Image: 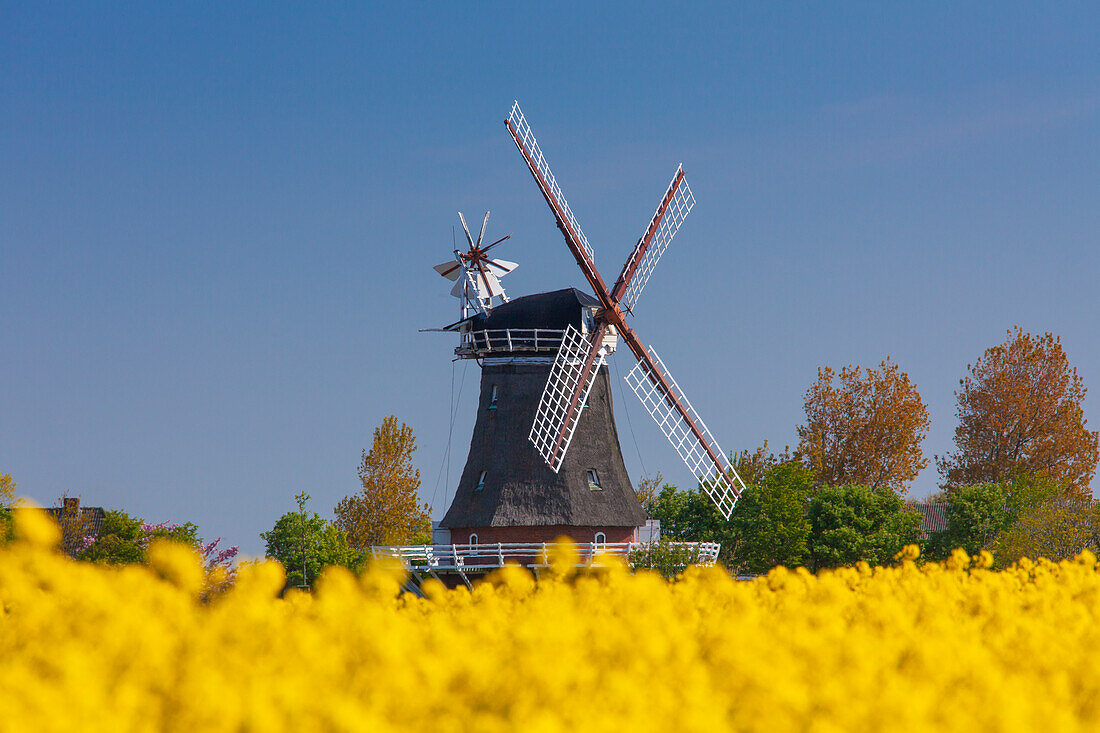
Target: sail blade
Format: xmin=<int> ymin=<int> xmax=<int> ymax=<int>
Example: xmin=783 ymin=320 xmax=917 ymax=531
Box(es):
xmin=484 ymin=258 xmax=518 ymax=277
xmin=615 ymin=165 xmax=694 ymax=313
xmin=475 ymin=265 xmax=505 ymax=297
xmin=450 ymin=275 xmax=470 ymax=298
xmin=624 ymin=346 xmax=744 ymax=519
xmin=458 ymin=212 xmax=475 ymax=248
xmin=434 ymin=260 xmax=463 ymax=281
xmin=529 ymin=324 xmax=607 ymax=472
xmin=505 ymin=101 xmax=595 ymax=265
xmin=477 ymin=211 xmax=490 ymax=247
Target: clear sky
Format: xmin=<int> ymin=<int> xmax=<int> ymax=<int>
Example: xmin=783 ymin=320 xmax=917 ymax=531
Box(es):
xmin=3 ymin=3 xmax=1098 ymax=556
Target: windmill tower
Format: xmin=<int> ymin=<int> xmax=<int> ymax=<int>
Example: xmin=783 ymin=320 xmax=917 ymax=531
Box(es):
xmin=433 ymin=210 xmax=646 ymax=547
xmin=429 ymin=102 xmax=747 ymax=554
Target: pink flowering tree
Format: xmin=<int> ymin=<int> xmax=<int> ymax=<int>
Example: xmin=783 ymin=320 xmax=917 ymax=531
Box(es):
xmin=79 ymin=510 xmax=238 ymax=569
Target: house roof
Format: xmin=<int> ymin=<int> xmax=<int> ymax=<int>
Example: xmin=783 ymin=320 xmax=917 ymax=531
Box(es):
xmin=44 ymin=505 xmax=107 ymax=537
xmin=909 ymin=502 xmax=947 ymax=539
xmin=43 ymin=499 xmax=107 ymax=555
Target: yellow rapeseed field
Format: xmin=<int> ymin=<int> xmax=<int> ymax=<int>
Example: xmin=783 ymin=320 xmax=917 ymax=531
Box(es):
xmin=4 ymin=508 xmax=1100 ymax=732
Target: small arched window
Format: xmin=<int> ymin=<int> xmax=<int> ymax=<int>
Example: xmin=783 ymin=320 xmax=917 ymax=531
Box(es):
xmin=586 ymin=469 xmax=601 ymax=490
xmin=489 ymin=385 xmax=499 ymax=410
xmin=469 ymin=533 xmax=478 ymax=548
xmin=594 ymin=532 xmax=606 ymax=547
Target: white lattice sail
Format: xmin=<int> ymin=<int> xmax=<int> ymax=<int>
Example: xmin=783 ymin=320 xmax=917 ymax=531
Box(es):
xmin=507 ymin=101 xmax=594 ymax=263
xmin=529 ymin=324 xmax=606 ymax=472
xmin=625 ymin=348 xmax=745 ymax=519
xmin=623 ymin=167 xmax=694 ymax=313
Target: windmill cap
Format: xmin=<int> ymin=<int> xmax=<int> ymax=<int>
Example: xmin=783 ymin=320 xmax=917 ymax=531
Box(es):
xmin=468 ymin=288 xmax=599 ymax=332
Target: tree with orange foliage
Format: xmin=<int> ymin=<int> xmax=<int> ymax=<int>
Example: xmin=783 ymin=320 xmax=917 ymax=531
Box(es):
xmin=937 ymin=327 xmax=1099 ymax=494
xmin=0 ymin=472 xmax=15 ymax=506
xmin=334 ymin=415 xmax=432 ymax=548
xmin=797 ymin=358 xmax=929 ymax=495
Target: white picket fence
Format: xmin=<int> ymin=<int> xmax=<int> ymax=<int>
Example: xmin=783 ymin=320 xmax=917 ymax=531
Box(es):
xmin=371 ymin=541 xmax=721 ymax=574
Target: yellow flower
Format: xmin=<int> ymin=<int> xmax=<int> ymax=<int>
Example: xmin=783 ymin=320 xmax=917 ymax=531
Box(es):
xmin=13 ymin=504 xmax=59 ymax=549
xmin=3 ymin=535 xmax=1100 ymax=730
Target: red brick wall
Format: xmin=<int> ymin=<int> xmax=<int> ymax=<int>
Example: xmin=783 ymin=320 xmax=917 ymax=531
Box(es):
xmin=449 ymin=525 xmax=637 ymax=545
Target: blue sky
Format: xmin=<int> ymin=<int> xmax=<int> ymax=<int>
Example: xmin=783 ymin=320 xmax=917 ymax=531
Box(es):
xmin=2 ymin=3 xmax=1098 ymax=555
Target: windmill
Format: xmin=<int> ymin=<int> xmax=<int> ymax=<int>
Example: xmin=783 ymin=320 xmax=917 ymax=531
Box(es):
xmin=505 ymin=101 xmax=747 ymax=520
xmin=434 ymin=211 xmax=517 ymax=318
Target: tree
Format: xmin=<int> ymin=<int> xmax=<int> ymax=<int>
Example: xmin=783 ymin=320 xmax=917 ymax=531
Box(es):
xmin=937 ymin=327 xmax=1099 ymax=494
xmin=808 ymin=484 xmax=922 ymax=571
xmin=924 ymin=475 xmax=1064 ymax=561
xmin=727 ymin=462 xmax=815 ymax=574
xmin=733 ymin=441 xmax=794 ymax=486
xmin=797 ymin=358 xmax=929 ymax=495
xmin=627 ymin=538 xmax=714 ymax=579
xmin=647 ymin=447 xmax=813 ymax=572
xmin=934 ymin=483 xmax=1011 ymax=558
xmin=992 ymin=494 xmax=1099 ymax=566
xmin=334 ymin=415 xmax=431 ymax=548
xmin=262 ymin=493 xmax=362 ymax=590
xmin=0 ymin=472 xmax=15 ymax=506
xmin=79 ymin=510 xmax=204 ymax=565
xmin=80 ymin=510 xmax=147 ymax=564
xmin=634 ymin=473 xmax=665 ymax=515
xmin=0 ymin=473 xmax=14 ymax=544
xmin=646 ymin=483 xmax=741 ymax=564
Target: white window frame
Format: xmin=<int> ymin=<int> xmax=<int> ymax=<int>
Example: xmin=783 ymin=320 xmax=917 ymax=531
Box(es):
xmin=469 ymin=533 xmax=478 ymax=548
xmin=594 ymin=531 xmax=606 ymax=547
xmin=586 ymin=468 xmax=601 ymax=490
xmin=476 ymin=470 xmax=487 ymax=491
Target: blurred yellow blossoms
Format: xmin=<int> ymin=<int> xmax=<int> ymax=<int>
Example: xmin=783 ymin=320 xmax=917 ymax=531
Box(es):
xmin=4 ymin=507 xmax=1100 ymax=732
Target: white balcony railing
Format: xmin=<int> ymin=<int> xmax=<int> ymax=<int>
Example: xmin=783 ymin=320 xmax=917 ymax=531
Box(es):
xmin=457 ymin=329 xmax=566 ymax=357
xmin=371 ymin=541 xmax=721 ymax=573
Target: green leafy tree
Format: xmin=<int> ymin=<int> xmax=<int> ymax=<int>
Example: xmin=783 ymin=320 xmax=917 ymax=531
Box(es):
xmin=648 ymin=449 xmax=814 ymax=572
xmin=647 ymin=484 xmax=734 ymax=557
xmin=1001 ymin=474 xmax=1064 ymax=518
xmin=808 ymin=484 xmax=922 ymax=570
xmin=263 ymin=492 xmax=362 ymax=591
xmin=992 ymin=495 xmax=1099 ymax=566
xmin=80 ymin=510 xmax=146 ymax=564
xmin=0 ymin=472 xmax=13 ymax=544
xmin=924 ymin=475 xmax=1066 ymax=560
xmin=79 ymin=510 xmax=202 ymax=564
xmin=727 ymin=462 xmax=815 ymax=574
xmin=938 ymin=483 xmax=1011 ymax=558
xmin=733 ymin=441 xmax=793 ymax=486
xmin=627 ymin=538 xmax=712 ymax=579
